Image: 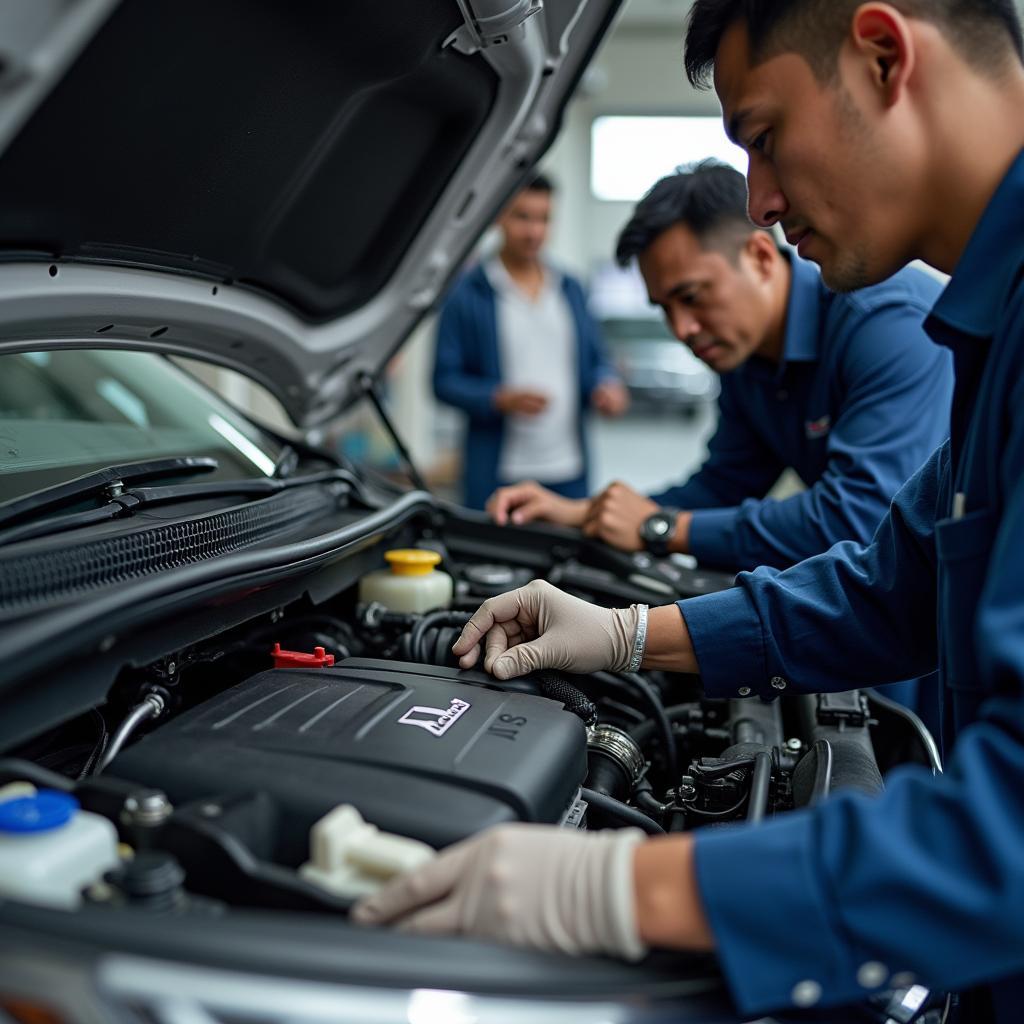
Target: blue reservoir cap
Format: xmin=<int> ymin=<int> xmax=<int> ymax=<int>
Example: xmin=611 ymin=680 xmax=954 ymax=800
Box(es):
xmin=0 ymin=790 xmax=79 ymax=833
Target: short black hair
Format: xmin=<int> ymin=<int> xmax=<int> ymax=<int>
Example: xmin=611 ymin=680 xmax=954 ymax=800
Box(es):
xmin=615 ymin=160 xmax=762 ymax=267
xmin=684 ymin=0 xmax=1024 ymax=90
xmin=523 ymin=170 xmax=554 ymax=193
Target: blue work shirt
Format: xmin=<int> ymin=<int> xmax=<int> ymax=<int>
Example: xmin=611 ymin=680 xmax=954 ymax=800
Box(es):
xmin=678 ymin=151 xmax=1024 ymax=1021
xmin=650 ymin=256 xmax=952 ymax=570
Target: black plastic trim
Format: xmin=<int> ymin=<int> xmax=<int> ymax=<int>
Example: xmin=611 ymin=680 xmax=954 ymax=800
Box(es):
xmin=0 ymin=487 xmax=339 ymax=615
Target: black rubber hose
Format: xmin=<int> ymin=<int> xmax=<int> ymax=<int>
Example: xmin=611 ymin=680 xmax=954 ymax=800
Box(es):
xmin=601 ymin=698 xmax=647 ymax=726
xmin=746 ymin=751 xmax=773 ymax=823
xmin=409 ymin=610 xmax=471 ymax=663
xmin=0 ymin=758 xmax=75 ymax=791
xmin=811 ymin=740 xmax=834 ymax=803
xmin=592 ymin=672 xmax=678 ymax=782
xmin=634 ymin=789 xmax=669 ymax=818
xmin=627 ymin=703 xmax=698 ymax=744
xmin=581 ymin=787 xmax=666 ymax=835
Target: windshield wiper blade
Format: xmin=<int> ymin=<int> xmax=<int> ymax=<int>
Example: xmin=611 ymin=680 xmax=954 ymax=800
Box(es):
xmin=0 ymin=468 xmax=355 ymax=547
xmin=123 ymin=468 xmax=351 ymax=506
xmin=0 ymin=456 xmax=219 ymax=532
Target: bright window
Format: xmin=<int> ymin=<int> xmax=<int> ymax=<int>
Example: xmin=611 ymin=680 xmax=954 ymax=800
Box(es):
xmin=591 ymin=115 xmax=747 ymax=201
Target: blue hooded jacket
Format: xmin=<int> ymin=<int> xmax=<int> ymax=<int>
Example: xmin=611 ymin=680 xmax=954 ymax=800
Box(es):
xmin=432 ymin=264 xmax=616 ymax=509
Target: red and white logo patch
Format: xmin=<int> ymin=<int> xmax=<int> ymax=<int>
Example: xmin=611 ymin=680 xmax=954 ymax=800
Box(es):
xmin=804 ymin=415 xmax=831 ymax=439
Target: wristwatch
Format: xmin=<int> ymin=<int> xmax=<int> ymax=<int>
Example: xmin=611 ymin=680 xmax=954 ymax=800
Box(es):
xmin=639 ymin=508 xmax=679 ymax=557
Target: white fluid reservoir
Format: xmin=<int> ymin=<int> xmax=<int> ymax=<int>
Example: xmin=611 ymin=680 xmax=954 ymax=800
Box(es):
xmin=0 ymin=787 xmax=120 ymax=909
xmin=358 ymin=548 xmax=453 ymax=614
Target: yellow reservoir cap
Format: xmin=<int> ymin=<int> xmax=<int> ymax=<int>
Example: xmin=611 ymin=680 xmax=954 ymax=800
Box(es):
xmin=385 ymin=549 xmax=442 ymax=577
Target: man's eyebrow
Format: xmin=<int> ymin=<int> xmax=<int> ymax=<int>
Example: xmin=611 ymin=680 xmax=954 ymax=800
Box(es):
xmin=669 ymin=279 xmax=704 ymax=295
xmin=726 ymin=107 xmax=754 ymax=146
xmin=648 ymin=280 xmax=704 ymax=305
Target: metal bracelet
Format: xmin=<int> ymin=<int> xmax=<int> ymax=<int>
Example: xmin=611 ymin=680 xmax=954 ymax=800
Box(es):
xmin=627 ymin=604 xmax=649 ymax=672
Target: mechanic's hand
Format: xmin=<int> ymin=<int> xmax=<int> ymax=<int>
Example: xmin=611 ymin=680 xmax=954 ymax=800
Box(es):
xmin=487 ymin=480 xmax=590 ymax=527
xmin=494 ymin=388 xmax=549 ymax=416
xmin=451 ymin=578 xmax=641 ymax=679
xmin=352 ymin=823 xmax=647 ymax=960
xmin=582 ymin=482 xmax=659 ymax=552
xmin=591 ymin=379 xmax=630 ymax=417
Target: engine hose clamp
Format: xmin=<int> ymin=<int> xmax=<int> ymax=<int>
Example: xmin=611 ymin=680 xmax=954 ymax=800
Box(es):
xmin=586 ymin=724 xmax=645 ymax=787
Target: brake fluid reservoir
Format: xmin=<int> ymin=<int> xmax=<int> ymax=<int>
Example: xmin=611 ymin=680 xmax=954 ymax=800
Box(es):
xmin=0 ymin=788 xmax=120 ymax=909
xmin=358 ymin=548 xmax=453 ymax=613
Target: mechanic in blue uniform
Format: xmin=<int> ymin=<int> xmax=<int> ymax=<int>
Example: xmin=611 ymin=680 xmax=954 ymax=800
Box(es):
xmin=489 ymin=163 xmax=952 ymax=574
xmin=354 ymin=1 xmax=1024 ymax=1021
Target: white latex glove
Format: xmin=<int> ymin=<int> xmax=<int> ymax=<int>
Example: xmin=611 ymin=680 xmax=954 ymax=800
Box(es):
xmin=451 ymin=579 xmax=642 ymax=680
xmin=351 ymin=823 xmax=647 ymax=960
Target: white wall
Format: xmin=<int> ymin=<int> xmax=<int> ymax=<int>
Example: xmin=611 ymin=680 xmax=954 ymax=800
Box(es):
xmin=543 ymin=22 xmax=723 ymax=278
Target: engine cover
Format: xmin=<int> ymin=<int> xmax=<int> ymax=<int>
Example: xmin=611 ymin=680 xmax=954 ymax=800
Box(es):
xmin=109 ymin=658 xmax=588 ymax=859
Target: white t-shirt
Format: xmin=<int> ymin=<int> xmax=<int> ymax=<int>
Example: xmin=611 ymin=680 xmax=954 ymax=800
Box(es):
xmin=486 ymin=258 xmax=583 ymax=483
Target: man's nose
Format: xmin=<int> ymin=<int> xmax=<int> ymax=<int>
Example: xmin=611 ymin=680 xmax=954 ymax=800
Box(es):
xmin=668 ymin=307 xmax=701 ymax=341
xmin=747 ymin=160 xmax=788 ymax=228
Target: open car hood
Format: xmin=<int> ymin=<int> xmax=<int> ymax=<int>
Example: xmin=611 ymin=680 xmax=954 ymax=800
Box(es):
xmin=0 ymin=0 xmax=622 ymax=427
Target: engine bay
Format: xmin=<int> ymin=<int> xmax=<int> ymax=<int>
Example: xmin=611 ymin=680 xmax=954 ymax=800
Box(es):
xmin=0 ymin=510 xmax=935 ymax=925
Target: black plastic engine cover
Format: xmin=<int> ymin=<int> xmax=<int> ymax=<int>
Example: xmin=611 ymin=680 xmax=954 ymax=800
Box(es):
xmin=109 ymin=658 xmax=588 ymax=859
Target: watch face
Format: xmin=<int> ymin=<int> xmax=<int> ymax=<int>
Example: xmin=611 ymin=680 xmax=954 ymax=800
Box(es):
xmin=641 ymin=509 xmax=678 ymax=554
xmin=642 ymin=513 xmax=672 ymax=541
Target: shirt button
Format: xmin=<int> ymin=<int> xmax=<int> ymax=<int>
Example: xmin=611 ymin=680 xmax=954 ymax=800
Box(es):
xmin=771 ymin=676 xmax=787 ymax=690
xmin=791 ymin=980 xmax=822 ymax=1007
xmin=857 ymin=961 xmax=888 ymax=989
xmin=738 ymin=686 xmax=752 ymax=697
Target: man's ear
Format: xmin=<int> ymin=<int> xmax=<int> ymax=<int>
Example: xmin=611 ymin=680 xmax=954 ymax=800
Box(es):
xmin=849 ymin=3 xmax=915 ymax=105
xmin=742 ymin=230 xmax=778 ymax=283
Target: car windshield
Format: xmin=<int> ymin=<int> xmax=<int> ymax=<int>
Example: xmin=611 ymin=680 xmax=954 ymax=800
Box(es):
xmin=0 ymin=350 xmax=284 ymax=505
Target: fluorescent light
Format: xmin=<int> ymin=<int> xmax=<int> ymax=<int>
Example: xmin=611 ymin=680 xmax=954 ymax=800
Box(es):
xmin=591 ymin=115 xmax=747 ymax=201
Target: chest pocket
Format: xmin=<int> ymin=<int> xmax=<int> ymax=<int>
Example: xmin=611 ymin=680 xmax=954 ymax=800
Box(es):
xmin=935 ymin=507 xmax=998 ymax=693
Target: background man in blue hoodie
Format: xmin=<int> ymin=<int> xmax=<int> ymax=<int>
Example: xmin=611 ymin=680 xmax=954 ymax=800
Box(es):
xmin=433 ymin=172 xmax=628 ymax=510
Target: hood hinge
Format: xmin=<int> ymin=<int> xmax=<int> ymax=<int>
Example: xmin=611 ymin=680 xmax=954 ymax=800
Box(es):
xmin=445 ymin=0 xmax=544 ymax=55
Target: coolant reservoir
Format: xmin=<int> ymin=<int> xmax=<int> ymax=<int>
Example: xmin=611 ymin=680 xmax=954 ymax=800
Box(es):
xmin=359 ymin=548 xmax=453 ymax=614
xmin=0 ymin=787 xmax=120 ymax=909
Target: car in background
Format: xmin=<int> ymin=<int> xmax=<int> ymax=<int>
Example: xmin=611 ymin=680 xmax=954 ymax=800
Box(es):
xmin=603 ymin=315 xmax=719 ymax=415
xmin=589 ymin=262 xmax=719 ymax=415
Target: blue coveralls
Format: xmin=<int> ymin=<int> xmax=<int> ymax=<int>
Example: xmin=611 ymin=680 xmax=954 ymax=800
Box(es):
xmin=650 ymin=256 xmax=951 ymax=572
xmin=677 ymin=151 xmax=1024 ymax=1021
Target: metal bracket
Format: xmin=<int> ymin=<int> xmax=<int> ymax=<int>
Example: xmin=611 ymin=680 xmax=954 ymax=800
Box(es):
xmin=445 ymin=0 xmax=544 ymax=56
xmin=816 ymin=691 xmax=869 ymax=728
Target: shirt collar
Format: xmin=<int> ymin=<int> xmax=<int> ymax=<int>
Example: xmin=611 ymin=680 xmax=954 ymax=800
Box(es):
xmin=484 ymin=256 xmax=515 ymax=294
xmin=927 ymin=147 xmax=1024 ymax=345
xmin=779 ymin=253 xmax=824 ymax=364
xmin=484 ymin=256 xmax=558 ymax=298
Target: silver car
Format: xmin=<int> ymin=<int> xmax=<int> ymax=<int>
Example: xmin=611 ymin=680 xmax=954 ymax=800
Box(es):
xmin=0 ymin=3 xmax=942 ymax=1023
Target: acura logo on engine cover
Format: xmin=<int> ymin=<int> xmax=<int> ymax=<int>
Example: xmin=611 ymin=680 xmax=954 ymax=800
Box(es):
xmin=397 ymin=698 xmax=471 ymax=737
